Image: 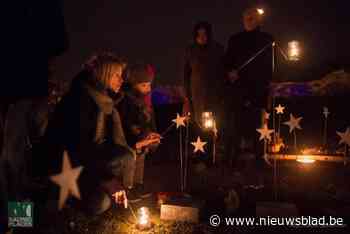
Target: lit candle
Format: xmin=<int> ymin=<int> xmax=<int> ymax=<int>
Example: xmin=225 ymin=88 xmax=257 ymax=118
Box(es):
xmin=137 ymin=207 xmax=152 ymax=230
xmin=257 ymin=8 xmax=264 ymax=15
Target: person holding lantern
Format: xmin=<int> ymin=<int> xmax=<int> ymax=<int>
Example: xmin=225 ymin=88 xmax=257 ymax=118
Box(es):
xmin=223 ymin=7 xmax=274 ymax=168
xmin=117 ymin=63 xmax=161 ymax=203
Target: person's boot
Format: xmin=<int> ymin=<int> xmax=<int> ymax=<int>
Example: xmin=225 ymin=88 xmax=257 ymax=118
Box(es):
xmin=85 ymin=191 xmax=112 ymax=215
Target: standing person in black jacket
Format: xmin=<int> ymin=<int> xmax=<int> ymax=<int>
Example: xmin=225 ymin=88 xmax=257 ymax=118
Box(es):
xmin=223 ymin=8 xmax=274 ymax=168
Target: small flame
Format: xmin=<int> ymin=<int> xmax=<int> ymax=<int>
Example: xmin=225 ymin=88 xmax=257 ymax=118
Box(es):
xmin=257 ymin=8 xmax=264 ymax=15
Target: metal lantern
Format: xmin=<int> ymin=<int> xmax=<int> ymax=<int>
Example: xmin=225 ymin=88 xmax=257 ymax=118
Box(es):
xmin=288 ymin=40 xmax=301 ymax=61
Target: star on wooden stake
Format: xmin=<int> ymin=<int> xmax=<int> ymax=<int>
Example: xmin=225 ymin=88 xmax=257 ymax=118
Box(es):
xmin=275 ymin=104 xmax=285 ymax=114
xmin=191 ymin=136 xmax=207 ymax=153
xmin=256 ymin=124 xmax=274 ymax=142
xmin=172 ymin=113 xmax=187 ymax=129
xmin=283 ymin=114 xmax=303 ymax=133
xmin=337 ymin=127 xmax=350 ymax=147
xmin=50 ymin=151 xmax=83 ymax=210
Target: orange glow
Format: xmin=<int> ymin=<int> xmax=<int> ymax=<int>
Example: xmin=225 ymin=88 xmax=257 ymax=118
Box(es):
xmin=257 ymin=8 xmax=264 ymax=15
xmin=204 ymin=119 xmax=214 ymax=128
xmin=137 ymin=207 xmax=152 ymax=230
xmin=296 ymin=155 xmax=316 ymax=164
xmin=288 ymin=41 xmax=300 ymax=61
xmin=202 ymin=111 xmax=215 ymax=130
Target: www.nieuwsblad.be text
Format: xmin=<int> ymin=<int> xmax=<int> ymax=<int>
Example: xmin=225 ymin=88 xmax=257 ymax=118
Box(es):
xmin=209 ymin=215 xmax=345 ymax=228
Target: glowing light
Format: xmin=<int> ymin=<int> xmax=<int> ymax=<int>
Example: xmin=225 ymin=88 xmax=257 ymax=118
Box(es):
xmin=297 ymin=153 xmax=316 ymax=164
xmin=203 ymin=112 xmax=210 ymax=118
xmin=257 ymin=8 xmax=264 ymax=15
xmin=137 ymin=207 xmax=152 ymax=230
xmin=204 ymin=119 xmax=214 ymax=129
xmin=288 ymin=40 xmax=300 ymax=61
xmin=296 ymin=155 xmax=316 ymax=164
xmin=271 ymin=137 xmax=285 ymax=153
xmin=201 ymin=111 xmax=215 ymax=130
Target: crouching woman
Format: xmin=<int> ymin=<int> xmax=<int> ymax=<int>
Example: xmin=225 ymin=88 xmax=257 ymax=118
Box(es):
xmin=45 ymin=53 xmax=135 ymax=215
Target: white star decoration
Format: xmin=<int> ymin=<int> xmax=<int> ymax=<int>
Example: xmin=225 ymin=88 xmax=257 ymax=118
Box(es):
xmin=275 ymin=104 xmax=285 ymax=114
xmin=256 ymin=124 xmax=274 ymax=142
xmin=337 ymin=128 xmax=350 ymax=147
xmin=323 ymin=107 xmax=330 ymax=118
xmin=283 ymin=114 xmax=303 ymax=133
xmin=191 ymin=136 xmax=207 ymax=153
xmin=50 ymin=151 xmax=83 ymax=210
xmin=172 ymin=113 xmax=187 ymax=129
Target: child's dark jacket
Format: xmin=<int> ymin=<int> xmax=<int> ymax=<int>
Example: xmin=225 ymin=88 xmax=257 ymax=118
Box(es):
xmin=117 ymin=89 xmax=157 ymax=151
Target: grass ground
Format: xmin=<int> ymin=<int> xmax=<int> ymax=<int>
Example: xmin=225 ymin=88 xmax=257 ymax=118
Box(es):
xmin=9 ymin=153 xmax=350 ymax=234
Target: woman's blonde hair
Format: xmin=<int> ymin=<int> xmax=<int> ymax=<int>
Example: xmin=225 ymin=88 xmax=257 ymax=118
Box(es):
xmin=83 ymin=52 xmax=127 ymax=90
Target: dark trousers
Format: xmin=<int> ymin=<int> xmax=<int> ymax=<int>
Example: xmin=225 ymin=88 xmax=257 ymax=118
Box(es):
xmin=79 ymin=144 xmax=135 ymax=192
xmin=223 ymin=99 xmax=265 ymax=167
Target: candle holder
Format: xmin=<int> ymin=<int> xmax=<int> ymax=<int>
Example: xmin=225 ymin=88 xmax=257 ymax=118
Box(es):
xmin=201 ymin=111 xmax=215 ymax=130
xmin=136 ymin=207 xmax=153 ymax=230
xmin=287 ymin=40 xmax=301 ymax=61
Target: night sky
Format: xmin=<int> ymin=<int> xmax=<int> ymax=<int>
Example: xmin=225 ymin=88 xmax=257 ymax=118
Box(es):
xmin=56 ymin=0 xmax=350 ymax=85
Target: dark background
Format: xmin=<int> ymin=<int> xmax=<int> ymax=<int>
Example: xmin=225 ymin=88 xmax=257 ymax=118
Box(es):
xmin=55 ymin=0 xmax=350 ymax=85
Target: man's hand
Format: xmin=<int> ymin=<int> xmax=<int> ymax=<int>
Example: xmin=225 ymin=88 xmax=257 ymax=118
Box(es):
xmin=227 ymin=70 xmax=239 ymax=83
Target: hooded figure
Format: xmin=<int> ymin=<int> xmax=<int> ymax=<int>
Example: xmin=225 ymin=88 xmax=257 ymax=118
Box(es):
xmin=45 ymin=53 xmax=135 ymax=214
xmin=184 ymin=21 xmax=225 ymax=124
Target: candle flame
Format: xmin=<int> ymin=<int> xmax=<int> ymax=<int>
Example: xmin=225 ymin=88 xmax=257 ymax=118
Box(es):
xmin=257 ymin=8 xmax=264 ymax=15
xmin=297 ymin=155 xmax=315 ymax=164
